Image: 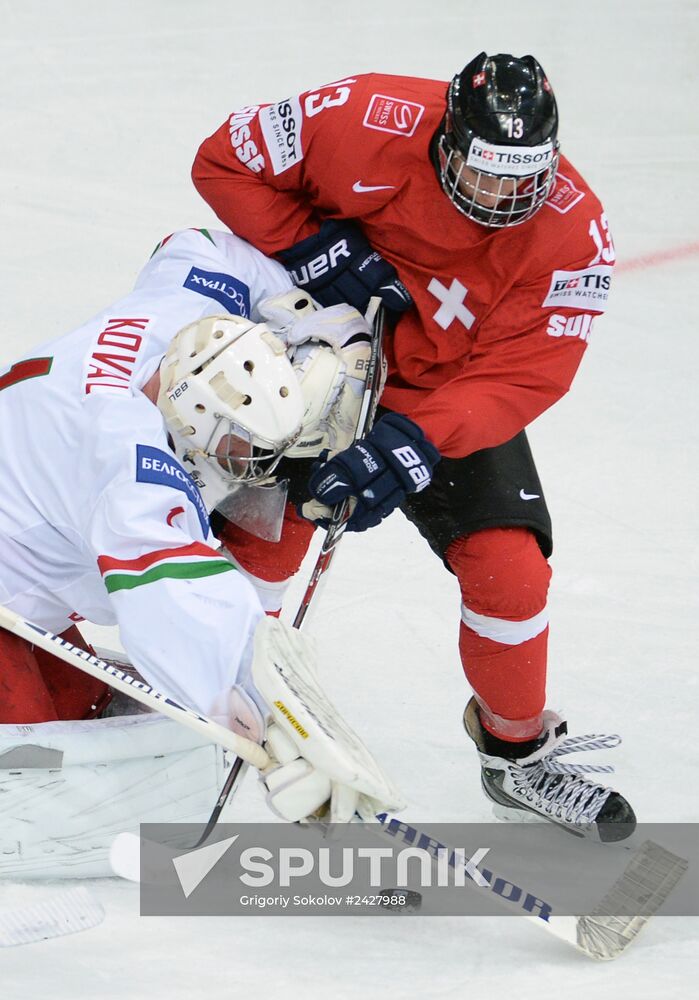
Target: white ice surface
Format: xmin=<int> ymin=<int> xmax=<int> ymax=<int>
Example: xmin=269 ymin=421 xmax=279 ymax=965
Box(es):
xmin=1 ymin=1 xmax=698 ymax=996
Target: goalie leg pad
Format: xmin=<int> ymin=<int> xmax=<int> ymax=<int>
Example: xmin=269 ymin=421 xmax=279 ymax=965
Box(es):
xmin=251 ymin=618 xmax=405 ymax=822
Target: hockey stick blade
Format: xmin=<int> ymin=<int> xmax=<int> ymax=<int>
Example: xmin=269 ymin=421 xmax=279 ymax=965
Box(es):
xmin=573 ymin=839 xmax=689 ymax=960
xmin=373 ymin=815 xmax=688 ymax=960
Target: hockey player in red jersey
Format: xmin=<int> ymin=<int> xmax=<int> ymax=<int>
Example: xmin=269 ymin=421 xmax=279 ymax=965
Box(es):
xmin=193 ymin=52 xmax=634 ymax=840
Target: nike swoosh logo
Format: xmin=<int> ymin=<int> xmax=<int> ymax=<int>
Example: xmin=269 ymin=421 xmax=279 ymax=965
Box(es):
xmin=519 ymin=489 xmax=541 ymax=500
xmin=322 ymin=481 xmax=349 ymax=494
xmin=352 ymin=181 xmax=396 ymax=193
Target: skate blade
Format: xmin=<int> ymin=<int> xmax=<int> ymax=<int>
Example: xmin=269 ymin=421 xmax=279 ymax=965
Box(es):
xmin=492 ymin=802 xmax=601 ymax=841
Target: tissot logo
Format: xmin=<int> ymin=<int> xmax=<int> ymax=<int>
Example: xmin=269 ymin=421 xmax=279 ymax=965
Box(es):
xmin=553 ymin=274 xmax=610 ymax=292
xmin=466 ymin=138 xmax=554 ymax=177
xmin=542 ymin=265 xmax=613 ymax=311
xmin=259 ymin=97 xmax=304 ymax=175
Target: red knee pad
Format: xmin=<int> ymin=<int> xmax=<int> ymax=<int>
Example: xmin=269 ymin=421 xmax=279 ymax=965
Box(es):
xmin=217 ymin=502 xmax=315 ymax=583
xmin=446 ymin=527 xmax=550 ymax=621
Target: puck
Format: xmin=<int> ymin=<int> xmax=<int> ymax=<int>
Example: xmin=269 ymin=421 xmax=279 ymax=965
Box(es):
xmin=378 ymin=888 xmax=423 ymax=913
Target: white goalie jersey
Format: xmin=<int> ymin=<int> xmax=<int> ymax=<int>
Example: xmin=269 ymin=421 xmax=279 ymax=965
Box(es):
xmin=0 ymin=228 xmax=294 ymax=714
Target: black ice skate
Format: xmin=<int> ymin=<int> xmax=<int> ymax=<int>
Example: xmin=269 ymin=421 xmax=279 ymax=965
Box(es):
xmin=463 ymin=698 xmax=636 ymax=842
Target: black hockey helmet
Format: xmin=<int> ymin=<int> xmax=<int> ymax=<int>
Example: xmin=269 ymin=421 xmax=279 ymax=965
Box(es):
xmin=434 ymin=52 xmax=560 ymax=227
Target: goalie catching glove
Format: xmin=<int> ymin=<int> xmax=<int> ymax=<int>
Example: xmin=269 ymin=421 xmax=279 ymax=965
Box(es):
xmin=302 ymin=412 xmax=441 ymax=532
xmin=257 ymin=294 xmax=381 ymax=457
xmin=229 ymin=618 xmax=405 ymax=823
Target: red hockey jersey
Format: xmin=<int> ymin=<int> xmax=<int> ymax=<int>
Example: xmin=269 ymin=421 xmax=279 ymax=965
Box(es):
xmin=193 ymin=73 xmax=615 ymax=458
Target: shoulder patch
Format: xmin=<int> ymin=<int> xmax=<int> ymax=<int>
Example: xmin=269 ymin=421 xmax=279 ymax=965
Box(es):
xmin=545 ymin=172 xmax=585 ymax=215
xmin=541 ymin=265 xmax=613 ymax=312
xmin=183 ymin=267 xmax=251 ymax=316
xmin=362 ymin=94 xmax=424 ymax=136
xmin=259 ymin=97 xmax=304 ymax=175
xmin=136 ymin=445 xmax=209 ymax=537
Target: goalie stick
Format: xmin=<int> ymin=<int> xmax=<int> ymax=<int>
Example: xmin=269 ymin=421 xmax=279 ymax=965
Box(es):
xmin=0 ymin=604 xmax=272 ymax=772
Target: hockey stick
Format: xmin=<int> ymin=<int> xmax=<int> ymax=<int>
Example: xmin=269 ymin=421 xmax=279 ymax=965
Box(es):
xmin=192 ymin=299 xmax=387 ymax=842
xmin=0 ymin=605 xmax=272 ymax=772
xmin=292 ymin=297 xmax=385 ymax=629
xmin=108 ymin=811 xmax=687 ymax=961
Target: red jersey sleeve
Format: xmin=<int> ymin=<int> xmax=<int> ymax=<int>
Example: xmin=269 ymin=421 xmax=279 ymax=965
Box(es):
xmin=193 ymin=79 xmax=365 ymax=252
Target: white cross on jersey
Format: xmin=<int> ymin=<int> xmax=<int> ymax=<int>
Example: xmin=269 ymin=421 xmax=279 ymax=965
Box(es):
xmin=427 ymin=277 xmax=476 ymax=331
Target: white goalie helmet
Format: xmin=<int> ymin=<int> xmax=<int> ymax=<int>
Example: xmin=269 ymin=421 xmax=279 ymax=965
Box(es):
xmin=157 ymin=313 xmax=305 ymax=508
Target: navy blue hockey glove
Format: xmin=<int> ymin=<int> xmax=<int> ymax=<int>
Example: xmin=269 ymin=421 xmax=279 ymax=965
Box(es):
xmin=302 ymin=413 xmax=441 ymax=532
xmin=278 ymin=220 xmax=413 ymax=316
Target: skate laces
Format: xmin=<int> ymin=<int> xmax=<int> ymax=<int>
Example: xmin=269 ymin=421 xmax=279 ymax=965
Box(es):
xmin=540 ymin=733 xmax=621 ymax=775
xmin=516 ymin=733 xmax=622 ymax=825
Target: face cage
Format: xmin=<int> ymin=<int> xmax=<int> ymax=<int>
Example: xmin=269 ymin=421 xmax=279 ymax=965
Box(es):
xmin=437 ymin=133 xmax=559 ymax=228
xmin=185 ymin=413 xmax=302 ymax=486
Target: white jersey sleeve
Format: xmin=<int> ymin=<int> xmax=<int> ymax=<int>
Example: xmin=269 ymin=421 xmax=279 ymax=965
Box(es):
xmin=133 ymin=227 xmax=293 ymax=322
xmin=81 ymin=394 xmax=265 ymax=716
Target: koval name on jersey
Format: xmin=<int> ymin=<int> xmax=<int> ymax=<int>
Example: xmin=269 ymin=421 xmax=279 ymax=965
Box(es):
xmin=84 ymin=317 xmax=150 ymax=394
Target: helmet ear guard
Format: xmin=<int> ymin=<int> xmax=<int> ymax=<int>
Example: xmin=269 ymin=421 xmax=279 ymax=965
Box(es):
xmin=436 ymin=52 xmax=560 ymax=227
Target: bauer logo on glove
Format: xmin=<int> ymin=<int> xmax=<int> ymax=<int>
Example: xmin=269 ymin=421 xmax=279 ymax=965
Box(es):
xmin=302 ymin=412 xmax=440 ymax=532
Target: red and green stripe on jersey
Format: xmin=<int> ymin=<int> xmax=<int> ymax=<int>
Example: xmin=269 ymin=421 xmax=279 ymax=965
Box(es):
xmin=98 ymin=541 xmax=234 ymax=594
xmin=149 ymin=228 xmax=216 ymax=258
